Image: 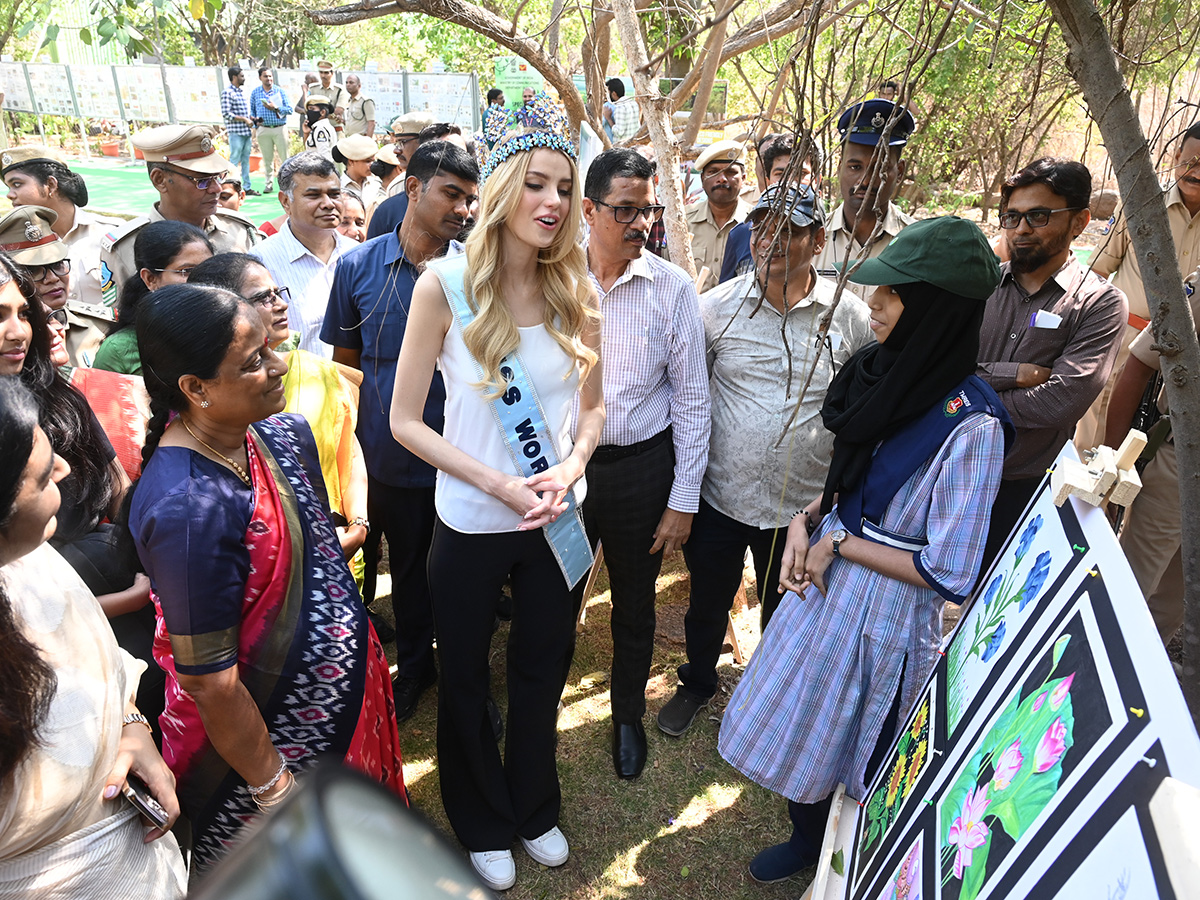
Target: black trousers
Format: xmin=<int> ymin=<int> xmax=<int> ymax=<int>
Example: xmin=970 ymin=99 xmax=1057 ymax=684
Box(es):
xmin=428 ymin=519 xmax=576 ymax=850
xmin=678 ymin=499 xmax=787 ymax=700
xmin=570 ymin=435 xmax=675 ymax=724
xmin=366 ymin=477 xmax=437 ymax=681
xmin=785 ymin=661 xmax=907 ymax=862
xmin=980 ymin=475 xmax=1042 ymax=579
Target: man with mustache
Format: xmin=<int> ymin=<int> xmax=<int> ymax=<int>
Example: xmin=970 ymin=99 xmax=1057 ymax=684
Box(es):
xmin=658 ymin=183 xmax=871 ymax=740
xmin=251 ymin=151 xmax=356 ymax=359
xmin=686 ymin=141 xmax=753 ymax=293
xmin=815 ymin=99 xmax=916 ymax=292
xmin=322 ymin=141 xmax=479 ymax=724
xmin=977 ymin=157 xmax=1126 ymax=567
xmin=574 ymin=149 xmax=711 ymax=779
xmin=1096 ymin=121 xmax=1200 ymax=645
xmin=100 ymin=124 xmax=261 ymax=303
xmin=1078 ymin=122 xmax=1200 ymax=447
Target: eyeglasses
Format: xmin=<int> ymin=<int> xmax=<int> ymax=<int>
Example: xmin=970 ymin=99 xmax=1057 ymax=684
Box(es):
xmin=591 ymin=200 xmax=666 ymax=224
xmin=45 ymin=308 xmax=68 ymax=327
xmin=246 ymin=285 xmax=291 ymax=307
xmin=30 ymin=259 xmax=71 ymax=282
xmin=168 ymin=169 xmax=227 ymax=191
xmin=150 ymin=265 xmax=201 ymax=277
xmin=998 ymin=207 xmax=1083 ymax=229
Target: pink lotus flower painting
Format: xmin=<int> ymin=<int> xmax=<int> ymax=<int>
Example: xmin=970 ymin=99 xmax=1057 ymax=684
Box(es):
xmin=947 ymin=786 xmax=991 ymax=879
xmin=990 ymin=740 xmax=1023 ymax=792
xmin=1034 ymin=718 xmax=1068 ymax=773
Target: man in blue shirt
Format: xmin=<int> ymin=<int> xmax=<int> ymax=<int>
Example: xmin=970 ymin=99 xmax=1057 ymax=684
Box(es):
xmin=322 ymin=141 xmax=479 ymax=721
xmin=250 ymin=67 xmax=291 ymax=193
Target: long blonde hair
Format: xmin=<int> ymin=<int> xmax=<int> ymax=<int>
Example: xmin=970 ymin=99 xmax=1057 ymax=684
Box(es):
xmin=461 ymin=142 xmax=599 ymax=399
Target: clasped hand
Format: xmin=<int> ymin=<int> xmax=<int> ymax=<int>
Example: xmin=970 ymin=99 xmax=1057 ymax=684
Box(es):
xmin=777 ymin=514 xmax=834 ymax=597
xmin=499 ymin=460 xmax=581 ymax=530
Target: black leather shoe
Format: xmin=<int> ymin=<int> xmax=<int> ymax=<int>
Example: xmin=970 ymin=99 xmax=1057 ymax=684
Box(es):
xmin=612 ymin=720 xmax=647 ymax=779
xmin=392 ymin=669 xmax=436 ymax=723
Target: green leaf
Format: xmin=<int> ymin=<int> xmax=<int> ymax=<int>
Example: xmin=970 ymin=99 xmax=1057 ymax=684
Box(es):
xmin=17 ymin=20 xmax=37 ymax=38
xmin=80 ymin=27 xmax=93 ymax=44
xmin=1051 ymin=634 xmax=1071 ymax=671
xmin=831 ymin=849 xmax=845 ymax=876
xmin=680 ymin=865 xmax=690 ymax=878
xmin=97 ymin=18 xmax=117 ymax=38
xmin=116 ymin=28 xmax=130 ymax=45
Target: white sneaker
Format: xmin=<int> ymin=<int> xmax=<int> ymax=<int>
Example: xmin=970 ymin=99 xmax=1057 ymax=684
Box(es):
xmin=469 ymin=849 xmax=516 ymax=891
xmin=520 ymin=826 xmax=569 ymax=867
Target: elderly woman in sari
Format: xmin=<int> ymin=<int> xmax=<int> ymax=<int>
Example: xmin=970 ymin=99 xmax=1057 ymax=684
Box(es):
xmin=127 ymin=283 xmax=404 ymax=872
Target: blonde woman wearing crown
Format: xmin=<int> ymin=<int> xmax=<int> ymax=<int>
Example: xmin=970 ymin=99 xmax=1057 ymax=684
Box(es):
xmin=391 ymin=130 xmax=604 ymax=892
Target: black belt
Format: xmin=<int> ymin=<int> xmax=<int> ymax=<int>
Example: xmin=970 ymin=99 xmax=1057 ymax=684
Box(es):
xmin=591 ymin=427 xmax=671 ymax=464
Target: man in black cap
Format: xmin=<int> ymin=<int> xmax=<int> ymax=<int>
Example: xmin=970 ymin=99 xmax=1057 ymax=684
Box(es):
xmin=816 ymin=99 xmax=916 ymax=286
xmin=658 ymin=184 xmax=872 ymax=739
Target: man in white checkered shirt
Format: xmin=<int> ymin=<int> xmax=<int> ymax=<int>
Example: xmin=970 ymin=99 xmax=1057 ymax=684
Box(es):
xmin=607 ymin=79 xmax=641 ymax=143
xmin=572 ymin=148 xmax=711 ymax=780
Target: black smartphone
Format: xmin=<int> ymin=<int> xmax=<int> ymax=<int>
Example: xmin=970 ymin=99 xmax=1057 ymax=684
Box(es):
xmin=122 ymin=773 xmax=170 ymax=829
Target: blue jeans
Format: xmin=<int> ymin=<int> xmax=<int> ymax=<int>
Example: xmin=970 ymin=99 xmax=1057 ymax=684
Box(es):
xmin=228 ymin=132 xmax=253 ymax=190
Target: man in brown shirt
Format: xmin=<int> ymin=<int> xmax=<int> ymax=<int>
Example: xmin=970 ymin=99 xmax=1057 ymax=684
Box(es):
xmin=977 ymin=157 xmax=1127 ymax=565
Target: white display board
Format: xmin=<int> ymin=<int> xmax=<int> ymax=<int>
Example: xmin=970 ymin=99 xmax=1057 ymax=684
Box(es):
xmin=25 ymin=64 xmax=77 ymax=117
xmin=819 ymin=443 xmax=1200 ymax=900
xmin=71 ymin=64 xmax=122 ymax=119
xmin=0 ymin=61 xmax=35 ymax=112
xmin=346 ymin=71 xmax=407 ymax=131
xmin=406 ymin=72 xmax=477 ymax=130
xmin=114 ymin=65 xmax=170 ymax=122
xmin=163 ymin=65 xmax=222 ymax=124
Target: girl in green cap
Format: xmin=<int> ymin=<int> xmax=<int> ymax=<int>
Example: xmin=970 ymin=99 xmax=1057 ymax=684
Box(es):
xmin=717 ymin=216 xmax=1014 ymax=884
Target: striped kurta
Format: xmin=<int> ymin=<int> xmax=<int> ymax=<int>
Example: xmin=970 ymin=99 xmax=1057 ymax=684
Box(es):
xmin=718 ymin=410 xmax=1005 ymax=802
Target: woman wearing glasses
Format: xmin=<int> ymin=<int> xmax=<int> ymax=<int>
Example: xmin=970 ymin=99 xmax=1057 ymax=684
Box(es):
xmin=189 ymin=253 xmax=372 ymax=569
xmin=93 ymin=222 xmax=215 ymax=375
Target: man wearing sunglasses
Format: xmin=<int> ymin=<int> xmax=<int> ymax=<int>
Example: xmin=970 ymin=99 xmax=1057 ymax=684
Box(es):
xmin=575 ymin=149 xmax=711 ymax=780
xmin=101 ymin=124 xmax=261 ymax=301
xmin=977 ymin=157 xmax=1126 ymax=568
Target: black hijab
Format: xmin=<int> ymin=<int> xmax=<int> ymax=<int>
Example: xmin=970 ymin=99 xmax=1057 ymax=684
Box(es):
xmin=819 ymin=282 xmax=985 ymax=514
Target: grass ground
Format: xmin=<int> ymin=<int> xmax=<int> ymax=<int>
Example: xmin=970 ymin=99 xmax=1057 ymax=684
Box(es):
xmin=376 ymin=553 xmax=817 ymax=900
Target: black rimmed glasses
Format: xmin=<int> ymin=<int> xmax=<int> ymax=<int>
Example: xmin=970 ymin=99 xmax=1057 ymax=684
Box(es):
xmin=30 ymin=259 xmax=71 ymax=282
xmin=591 ymin=200 xmax=666 ymax=224
xmin=247 ymin=285 xmax=292 ymax=307
xmin=997 ymin=207 xmax=1084 ymax=229
xmin=45 ymin=308 xmax=68 ymax=327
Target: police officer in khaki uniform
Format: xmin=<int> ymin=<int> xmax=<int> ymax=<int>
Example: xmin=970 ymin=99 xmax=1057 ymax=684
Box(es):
xmin=2 ymin=145 xmax=123 ymax=364
xmin=100 ymin=124 xmax=261 ymax=302
xmin=685 ymin=140 xmax=754 ymax=293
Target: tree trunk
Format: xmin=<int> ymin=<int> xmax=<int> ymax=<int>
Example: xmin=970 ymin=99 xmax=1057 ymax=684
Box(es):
xmin=1046 ymin=0 xmax=1200 ymax=728
xmin=680 ymin=0 xmax=732 ymax=147
xmin=610 ymin=0 xmax=695 ymax=277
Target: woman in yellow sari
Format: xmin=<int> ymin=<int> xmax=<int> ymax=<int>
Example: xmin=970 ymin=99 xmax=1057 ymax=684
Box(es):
xmin=188 ymin=254 xmax=371 ymax=582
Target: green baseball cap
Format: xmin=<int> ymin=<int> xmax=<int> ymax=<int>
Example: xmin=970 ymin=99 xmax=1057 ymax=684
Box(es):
xmin=846 ymin=216 xmax=1000 ymax=300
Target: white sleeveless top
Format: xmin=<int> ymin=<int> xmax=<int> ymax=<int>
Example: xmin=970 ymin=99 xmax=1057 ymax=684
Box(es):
xmin=436 ymin=315 xmax=586 ymax=534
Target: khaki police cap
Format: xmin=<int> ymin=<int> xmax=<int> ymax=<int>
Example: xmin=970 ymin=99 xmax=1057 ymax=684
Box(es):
xmin=0 ymin=206 xmax=69 ymax=267
xmin=390 ymin=111 xmax=435 ymax=137
xmin=316 ymin=60 xmax=335 ymax=72
xmin=376 ymin=145 xmax=401 ymax=167
xmin=133 ymin=124 xmax=230 ymax=176
xmin=335 ymin=134 xmax=378 ymax=161
xmin=306 ymin=95 xmax=333 ymax=108
xmin=695 ymin=139 xmax=747 ymax=173
xmin=1 ymin=145 xmax=67 ymax=177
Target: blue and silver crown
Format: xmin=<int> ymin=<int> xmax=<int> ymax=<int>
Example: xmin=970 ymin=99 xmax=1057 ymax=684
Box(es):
xmin=480 ymin=128 xmax=578 ymax=183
